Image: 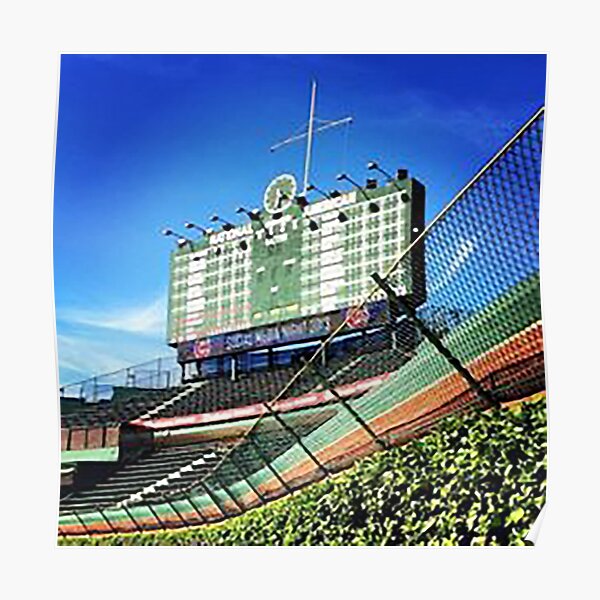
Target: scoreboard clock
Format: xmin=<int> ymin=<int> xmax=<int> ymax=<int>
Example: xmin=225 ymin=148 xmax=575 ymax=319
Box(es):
xmin=167 ymin=172 xmax=425 ymax=361
xmin=263 ymin=173 xmax=296 ymax=214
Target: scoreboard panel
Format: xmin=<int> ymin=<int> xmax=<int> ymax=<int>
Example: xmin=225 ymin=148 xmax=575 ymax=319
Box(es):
xmin=167 ymin=174 xmax=425 ymax=360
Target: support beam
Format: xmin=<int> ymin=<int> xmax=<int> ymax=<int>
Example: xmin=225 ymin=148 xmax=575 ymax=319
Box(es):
xmin=262 ymin=402 xmax=330 ymax=477
xmin=371 ymin=273 xmax=497 ymax=407
xmin=247 ymin=435 xmax=293 ymax=495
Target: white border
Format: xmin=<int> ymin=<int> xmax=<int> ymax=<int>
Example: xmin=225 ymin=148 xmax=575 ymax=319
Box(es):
xmin=2 ymin=2 xmax=600 ymax=598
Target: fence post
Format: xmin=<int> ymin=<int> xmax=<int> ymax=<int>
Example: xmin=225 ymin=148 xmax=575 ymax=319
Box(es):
xmin=301 ymin=358 xmax=388 ymax=450
xmin=262 ymin=402 xmax=330 ymax=477
xmin=211 ymin=472 xmax=246 ymax=514
xmin=163 ymin=497 xmax=190 ymax=527
xmin=247 ymin=435 xmax=294 ymax=495
xmin=229 ymin=453 xmax=267 ymax=505
xmin=197 ymin=480 xmax=229 ymax=519
xmin=120 ymin=503 xmax=144 ymax=533
xmin=185 ymin=494 xmax=208 ymax=524
xmin=371 ymin=273 xmax=498 ymax=407
xmin=145 ymin=500 xmax=168 ymax=529
xmin=95 ymin=505 xmax=117 ymax=534
xmin=72 ymin=511 xmax=91 ymax=536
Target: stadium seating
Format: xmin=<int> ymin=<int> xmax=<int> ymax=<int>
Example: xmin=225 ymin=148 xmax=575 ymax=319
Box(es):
xmin=60 ymin=387 xmax=185 ymax=428
xmin=59 ymin=441 xmax=230 ymax=514
xmin=154 ymin=365 xmax=313 ymax=418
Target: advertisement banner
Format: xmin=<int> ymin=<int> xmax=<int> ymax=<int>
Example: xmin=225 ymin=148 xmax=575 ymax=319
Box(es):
xmin=177 ymin=300 xmax=388 ymax=362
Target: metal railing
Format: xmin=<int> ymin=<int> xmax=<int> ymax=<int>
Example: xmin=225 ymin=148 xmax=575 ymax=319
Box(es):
xmin=60 ymin=355 xmax=181 ymax=402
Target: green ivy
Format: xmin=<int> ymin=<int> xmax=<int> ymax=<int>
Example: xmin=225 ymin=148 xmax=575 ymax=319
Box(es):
xmin=59 ymin=398 xmax=546 ymax=546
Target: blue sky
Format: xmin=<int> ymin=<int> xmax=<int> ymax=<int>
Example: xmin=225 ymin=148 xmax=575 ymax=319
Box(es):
xmin=54 ymin=54 xmax=546 ymax=386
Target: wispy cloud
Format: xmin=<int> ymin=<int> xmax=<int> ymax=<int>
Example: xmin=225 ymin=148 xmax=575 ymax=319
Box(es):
xmin=59 ymin=296 xmax=166 ymax=336
xmin=365 ymin=89 xmax=518 ymax=150
xmin=57 ymin=334 xmax=135 ymax=378
xmin=56 ymin=332 xmax=172 ymax=387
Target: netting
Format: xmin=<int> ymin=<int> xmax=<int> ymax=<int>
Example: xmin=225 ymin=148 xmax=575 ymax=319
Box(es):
xmin=59 ymin=107 xmax=545 ymax=534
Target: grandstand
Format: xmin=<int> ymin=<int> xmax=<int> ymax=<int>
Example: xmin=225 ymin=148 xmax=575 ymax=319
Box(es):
xmin=58 ymin=105 xmax=545 ymax=541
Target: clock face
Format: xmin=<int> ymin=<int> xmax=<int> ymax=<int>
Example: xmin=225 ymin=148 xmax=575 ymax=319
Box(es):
xmin=263 ymin=174 xmax=296 ymax=214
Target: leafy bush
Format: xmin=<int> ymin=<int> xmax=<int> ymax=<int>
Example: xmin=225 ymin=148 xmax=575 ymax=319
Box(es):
xmin=59 ymin=398 xmax=546 ymax=546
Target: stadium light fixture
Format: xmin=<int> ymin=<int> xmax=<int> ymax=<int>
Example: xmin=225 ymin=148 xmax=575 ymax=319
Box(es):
xmin=337 ymin=172 xmax=370 ymax=200
xmin=236 ymin=206 xmax=273 ymax=239
xmin=210 ymin=215 xmax=235 ymax=232
xmin=368 ymin=161 xmax=410 ymax=195
xmin=184 ymin=222 xmax=210 ymax=236
xmin=367 ymin=161 xmax=393 ymax=180
xmin=162 ymin=228 xmax=194 ymax=248
xmin=338 ymin=172 xmax=381 ymax=212
xmin=307 ymin=183 xmax=333 ymax=200
xmin=236 ymin=207 xmax=261 ymax=222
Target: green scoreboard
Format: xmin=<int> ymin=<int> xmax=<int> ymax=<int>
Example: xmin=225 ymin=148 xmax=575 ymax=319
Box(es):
xmin=168 ymin=172 xmax=425 ymax=361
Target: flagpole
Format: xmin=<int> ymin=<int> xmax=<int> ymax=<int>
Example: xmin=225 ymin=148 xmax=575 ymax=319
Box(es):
xmin=302 ymin=80 xmax=317 ymax=195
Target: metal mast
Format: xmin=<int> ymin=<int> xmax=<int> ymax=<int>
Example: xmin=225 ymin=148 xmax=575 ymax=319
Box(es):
xmin=270 ymin=80 xmax=352 ymax=196
xmin=303 ymin=80 xmax=317 ymax=195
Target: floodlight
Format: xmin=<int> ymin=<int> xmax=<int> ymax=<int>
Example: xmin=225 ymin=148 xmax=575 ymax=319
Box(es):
xmin=162 ymin=228 xmax=193 ymax=246
xmin=211 ymin=214 xmax=235 ymax=231
xmin=367 ymin=160 xmax=409 ymax=190
xmin=184 ymin=222 xmax=209 ymax=235
xmin=306 ymin=183 xmax=330 ymax=199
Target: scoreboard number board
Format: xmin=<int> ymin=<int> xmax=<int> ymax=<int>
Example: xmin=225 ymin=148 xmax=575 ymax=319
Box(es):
xmin=168 ymin=173 xmax=425 ymax=360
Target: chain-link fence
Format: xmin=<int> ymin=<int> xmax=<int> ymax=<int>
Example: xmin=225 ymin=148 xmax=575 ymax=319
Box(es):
xmin=59 ymin=107 xmax=545 ymax=534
